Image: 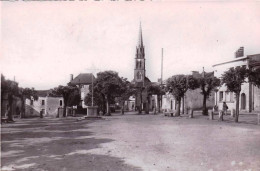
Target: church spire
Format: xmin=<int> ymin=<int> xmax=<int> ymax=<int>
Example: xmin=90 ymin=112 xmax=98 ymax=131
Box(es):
xmin=138 ymin=22 xmax=143 ymax=47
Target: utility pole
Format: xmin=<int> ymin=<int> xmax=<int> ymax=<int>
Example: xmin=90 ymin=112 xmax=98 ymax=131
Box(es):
xmin=161 ymin=48 xmax=163 ymax=85
xmin=86 ymin=67 xmax=100 ymax=107
xmin=159 ymin=48 xmax=164 ymax=113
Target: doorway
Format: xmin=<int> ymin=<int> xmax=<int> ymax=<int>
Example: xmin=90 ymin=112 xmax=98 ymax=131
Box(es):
xmin=241 ymin=93 xmax=246 ymax=110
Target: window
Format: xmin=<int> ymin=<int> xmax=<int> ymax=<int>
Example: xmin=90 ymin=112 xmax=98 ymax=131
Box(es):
xmin=137 ymin=71 xmax=142 ymax=80
xmin=42 ymin=100 xmax=45 ymax=105
xmin=225 ymin=91 xmax=229 ymax=101
xmin=225 ymin=91 xmax=234 ymax=102
xmin=60 ymin=100 xmax=63 ymax=106
xmin=219 ymin=91 xmax=223 ymax=101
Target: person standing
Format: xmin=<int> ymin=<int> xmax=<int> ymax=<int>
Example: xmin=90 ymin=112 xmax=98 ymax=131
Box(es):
xmin=223 ymin=102 xmax=228 ymax=115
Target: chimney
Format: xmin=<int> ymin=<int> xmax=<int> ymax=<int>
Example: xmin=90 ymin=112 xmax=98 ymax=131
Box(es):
xmin=70 ymin=74 xmax=73 ymax=82
xmin=235 ymin=47 xmax=244 ymax=58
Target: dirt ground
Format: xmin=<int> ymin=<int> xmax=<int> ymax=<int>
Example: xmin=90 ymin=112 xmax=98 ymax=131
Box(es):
xmin=1 ymin=111 xmax=260 ymax=171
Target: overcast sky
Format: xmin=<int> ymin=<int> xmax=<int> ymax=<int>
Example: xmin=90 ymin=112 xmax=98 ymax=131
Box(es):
xmin=1 ymin=1 xmax=260 ymax=90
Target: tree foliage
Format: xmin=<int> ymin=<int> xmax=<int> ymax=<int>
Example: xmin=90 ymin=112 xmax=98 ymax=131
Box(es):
xmin=166 ymin=74 xmax=198 ymax=116
xmin=19 ymin=87 xmax=38 ymax=118
xmin=1 ymin=74 xmax=20 ymax=121
xmin=248 ymin=67 xmax=260 ymax=88
xmin=221 ymin=66 xmax=248 ymax=94
xmin=88 ymin=71 xmax=124 ymax=116
xmin=50 ymin=85 xmax=79 ymax=117
xmin=221 ymin=66 xmax=248 ymax=122
xmin=117 ymin=78 xmax=136 ymax=114
xmin=147 ymin=84 xmax=165 ymax=113
xmin=197 ymin=72 xmax=220 ymax=115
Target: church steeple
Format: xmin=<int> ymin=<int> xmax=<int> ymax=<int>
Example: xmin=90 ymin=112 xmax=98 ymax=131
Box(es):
xmin=138 ymin=22 xmax=144 ymax=47
xmin=134 ymin=23 xmax=146 ymax=85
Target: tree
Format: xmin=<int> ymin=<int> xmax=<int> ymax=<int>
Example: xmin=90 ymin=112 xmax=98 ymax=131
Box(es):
xmin=198 ymin=72 xmax=220 ymax=115
xmin=117 ymin=78 xmax=136 ymax=114
xmin=221 ymin=66 xmax=248 ymax=122
xmin=147 ymin=84 xmax=165 ymax=113
xmin=50 ymin=85 xmax=79 ymax=117
xmin=1 ymin=74 xmax=19 ymax=122
xmin=92 ymin=71 xmax=123 ymax=116
xmin=166 ymin=75 xmax=198 ymax=116
xmin=67 ymin=88 xmax=81 ymax=107
xmin=19 ymin=87 xmax=38 ymax=118
xmin=248 ymin=67 xmax=260 ymax=88
xmin=84 ymin=88 xmax=106 ymax=115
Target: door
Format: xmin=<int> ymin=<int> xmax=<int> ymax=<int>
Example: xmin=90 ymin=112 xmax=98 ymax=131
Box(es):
xmin=241 ymin=93 xmax=246 ymax=110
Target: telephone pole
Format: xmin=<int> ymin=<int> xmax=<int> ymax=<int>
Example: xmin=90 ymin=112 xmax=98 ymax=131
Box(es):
xmin=161 ymin=48 xmax=163 ymax=85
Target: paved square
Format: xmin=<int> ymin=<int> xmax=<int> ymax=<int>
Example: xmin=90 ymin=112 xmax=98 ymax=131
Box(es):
xmin=1 ymin=112 xmax=260 ymax=171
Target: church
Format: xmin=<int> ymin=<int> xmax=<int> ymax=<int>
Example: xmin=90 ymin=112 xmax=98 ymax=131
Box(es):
xmin=131 ymin=24 xmax=158 ymax=114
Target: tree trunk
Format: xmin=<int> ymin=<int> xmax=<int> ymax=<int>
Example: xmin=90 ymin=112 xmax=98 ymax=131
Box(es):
xmin=175 ymin=99 xmax=181 ymax=116
xmin=235 ymin=92 xmax=240 ymax=123
xmin=182 ymin=96 xmax=185 ymax=114
xmin=102 ymin=101 xmax=106 ymax=115
xmin=121 ymin=101 xmax=125 ymax=115
xmin=202 ymin=94 xmax=208 ymax=115
xmin=63 ymin=105 xmax=67 ymax=117
xmin=138 ymin=106 xmax=142 ymax=114
xmin=21 ymin=97 xmax=25 ymax=118
xmin=105 ymin=95 xmax=111 ymax=116
xmin=139 ymin=88 xmax=143 ymax=114
xmin=158 ymin=95 xmax=161 ymax=113
xmin=7 ymin=95 xmax=14 ymax=122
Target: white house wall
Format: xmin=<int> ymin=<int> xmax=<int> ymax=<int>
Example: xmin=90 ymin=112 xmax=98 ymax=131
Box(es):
xmin=46 ymin=97 xmax=64 ymax=117
xmin=213 ymin=59 xmax=247 ymax=78
xmin=80 ymin=85 xmax=90 ymax=108
xmin=213 ymin=56 xmax=260 ymax=112
xmin=25 ymin=97 xmax=64 ymax=117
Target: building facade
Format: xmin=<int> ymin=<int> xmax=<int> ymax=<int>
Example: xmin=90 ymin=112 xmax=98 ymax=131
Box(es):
xmin=161 ymin=71 xmax=215 ymax=113
xmin=25 ymin=90 xmax=64 ymax=117
xmin=213 ymin=49 xmax=260 ymax=112
xmin=69 ymin=73 xmax=95 ymax=108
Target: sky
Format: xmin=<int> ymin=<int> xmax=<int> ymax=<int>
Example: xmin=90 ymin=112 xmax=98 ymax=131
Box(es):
xmin=1 ymin=1 xmax=260 ymax=90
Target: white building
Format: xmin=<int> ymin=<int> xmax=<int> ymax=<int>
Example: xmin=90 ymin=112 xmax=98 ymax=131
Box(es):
xmin=25 ymin=90 xmax=64 ymax=117
xmin=213 ymin=51 xmax=260 ymax=112
xmin=69 ymin=73 xmax=94 ymax=108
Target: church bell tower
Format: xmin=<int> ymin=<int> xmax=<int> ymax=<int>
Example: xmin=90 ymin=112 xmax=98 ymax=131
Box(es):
xmin=134 ymin=23 xmax=146 ymax=86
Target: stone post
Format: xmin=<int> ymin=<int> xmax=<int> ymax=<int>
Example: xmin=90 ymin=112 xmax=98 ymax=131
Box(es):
xmin=219 ymin=111 xmax=223 ymax=121
xmin=86 ymin=106 xmax=98 ymax=118
xmin=40 ymin=110 xmax=43 ymax=118
xmin=153 ymin=107 xmax=156 ymax=115
xmin=231 ymin=109 xmax=235 ymax=117
xmin=209 ymin=110 xmax=214 ymax=120
xmin=189 ymin=109 xmax=193 ymax=118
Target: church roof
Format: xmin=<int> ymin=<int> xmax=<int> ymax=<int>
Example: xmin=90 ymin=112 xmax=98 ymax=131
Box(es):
xmin=138 ymin=22 xmax=144 ymax=47
xmin=70 ymin=73 xmax=95 ymax=85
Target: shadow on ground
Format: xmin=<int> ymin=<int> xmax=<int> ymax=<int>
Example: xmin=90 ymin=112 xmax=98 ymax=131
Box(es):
xmin=1 ymin=117 xmax=141 ymax=171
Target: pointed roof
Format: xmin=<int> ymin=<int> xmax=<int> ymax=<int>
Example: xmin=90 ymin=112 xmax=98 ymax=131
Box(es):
xmin=138 ymin=22 xmax=143 ymax=47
